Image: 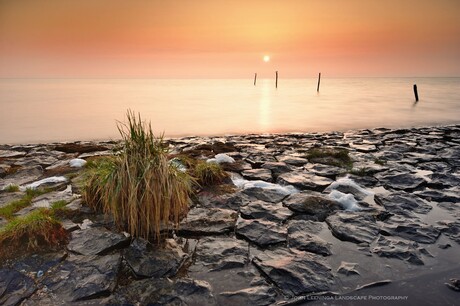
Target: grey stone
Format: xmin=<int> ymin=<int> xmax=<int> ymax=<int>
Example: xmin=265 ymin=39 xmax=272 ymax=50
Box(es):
xmin=380 ymin=215 xmax=440 ymax=244
xmin=43 ymin=254 xmax=121 ymax=302
xmin=283 ymin=192 xmax=341 ymax=221
xmin=242 ymin=187 xmax=291 ymax=203
xmin=178 ymin=207 xmax=238 ymax=236
xmin=0 ymin=269 xmax=36 ymax=306
xmin=371 ymin=235 xmax=424 ymax=265
xmin=375 ymin=191 xmax=432 ymax=216
xmin=124 ymin=238 xmax=187 ymax=278
xmin=304 ymin=163 xmax=344 ymax=178
xmin=375 ymin=171 xmax=426 ymax=191
xmin=67 ymin=227 xmax=130 ymax=255
xmin=277 ymin=172 xmax=333 ymax=191
xmin=326 ymin=212 xmax=379 ymax=244
xmin=287 ymin=220 xmax=332 ymax=256
xmin=241 ymin=169 xmax=273 ymax=182
xmin=261 ymin=162 xmax=291 ymax=178
xmin=277 ymin=155 xmax=309 ymax=166
xmin=236 ymin=219 xmax=286 ymax=247
xmin=337 ymin=261 xmax=360 ymax=275
xmin=195 ymin=236 xmax=248 ymax=271
xmin=252 ymin=249 xmax=334 ymax=297
xmin=240 ymin=200 xmax=293 ymax=222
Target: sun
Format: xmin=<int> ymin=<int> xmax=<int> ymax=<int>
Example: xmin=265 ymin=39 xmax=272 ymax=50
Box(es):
xmin=263 ymin=55 xmax=270 ymax=62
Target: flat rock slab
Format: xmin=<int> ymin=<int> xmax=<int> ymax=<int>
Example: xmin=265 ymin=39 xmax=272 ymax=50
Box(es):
xmin=375 ymin=191 xmax=432 ymax=216
xmin=67 ymin=227 xmax=130 ymax=255
xmin=304 ymin=163 xmax=344 ymax=178
xmin=252 ymin=249 xmax=334 ymax=297
xmin=178 ymin=207 xmax=238 ymax=236
xmin=195 ymin=236 xmax=249 ymax=271
xmin=371 ymin=235 xmax=424 ymax=265
xmin=0 ymin=269 xmax=36 ymax=306
xmin=109 ymin=278 xmax=217 ymax=305
xmin=414 ymin=189 xmax=460 ymax=203
xmin=240 ymin=200 xmax=293 ymax=222
xmin=124 ymin=238 xmax=187 ymax=278
xmin=375 ymin=171 xmax=426 ymax=191
xmin=337 ymin=261 xmax=360 ymax=276
xmin=0 ymin=166 xmax=43 ymax=190
xmin=283 ymin=192 xmax=342 ymax=221
xmin=261 ymin=162 xmax=291 ymax=178
xmin=242 ymin=187 xmax=291 ymax=203
xmin=197 ymin=191 xmax=250 ymax=211
xmin=427 ymin=173 xmax=460 ymax=189
xmin=241 ymin=169 xmax=273 ymax=182
xmin=380 ymin=215 xmax=440 ymax=244
xmin=436 ymin=220 xmax=460 ymax=244
xmin=236 ymin=219 xmax=286 ymax=247
xmin=43 ymin=254 xmax=121 ymax=302
xmin=326 ymin=212 xmax=379 ymax=244
xmin=220 ymin=285 xmax=277 ymax=306
xmin=277 ymin=172 xmax=333 ymax=191
xmin=287 ymin=220 xmax=332 ymax=256
xmin=277 ymin=155 xmax=309 ymax=166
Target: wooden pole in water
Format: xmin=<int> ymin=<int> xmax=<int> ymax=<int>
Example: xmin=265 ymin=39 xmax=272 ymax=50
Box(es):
xmin=317 ymin=72 xmax=321 ymax=92
xmin=254 ymin=73 xmax=257 ymax=86
xmin=275 ymin=71 xmax=278 ymax=88
xmin=413 ymin=84 xmax=419 ymax=102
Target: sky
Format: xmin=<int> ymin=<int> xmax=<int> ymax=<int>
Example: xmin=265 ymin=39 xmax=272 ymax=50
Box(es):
xmin=1 ymin=0 xmax=460 ymax=78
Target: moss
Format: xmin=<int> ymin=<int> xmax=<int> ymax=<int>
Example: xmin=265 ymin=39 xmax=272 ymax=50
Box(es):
xmin=0 ymin=209 xmax=68 ymax=261
xmin=0 ymin=188 xmax=51 ymax=219
xmin=3 ymin=184 xmax=19 ymax=192
xmin=306 ymin=147 xmax=353 ymax=169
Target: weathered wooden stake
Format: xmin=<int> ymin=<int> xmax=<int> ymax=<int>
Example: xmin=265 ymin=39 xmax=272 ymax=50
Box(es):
xmin=317 ymin=72 xmax=321 ymax=92
xmin=275 ymin=71 xmax=278 ymax=88
xmin=254 ymin=73 xmax=257 ymax=86
xmin=413 ymin=84 xmax=419 ymax=102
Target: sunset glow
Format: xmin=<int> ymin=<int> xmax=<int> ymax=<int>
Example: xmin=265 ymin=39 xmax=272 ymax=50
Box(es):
xmin=263 ymin=55 xmax=270 ymax=63
xmin=1 ymin=0 xmax=459 ymax=78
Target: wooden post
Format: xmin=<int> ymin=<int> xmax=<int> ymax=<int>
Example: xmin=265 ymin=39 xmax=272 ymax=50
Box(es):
xmin=413 ymin=84 xmax=419 ymax=102
xmin=317 ymin=72 xmax=321 ymax=92
xmin=254 ymin=73 xmax=257 ymax=86
xmin=275 ymin=71 xmax=278 ymax=88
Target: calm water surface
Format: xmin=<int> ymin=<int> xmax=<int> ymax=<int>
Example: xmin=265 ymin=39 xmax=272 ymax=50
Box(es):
xmin=1 ymin=78 xmax=459 ymax=144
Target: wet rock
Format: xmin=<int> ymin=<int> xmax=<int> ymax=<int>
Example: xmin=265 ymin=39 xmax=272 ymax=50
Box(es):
xmin=375 ymin=171 xmax=426 ymax=191
xmin=124 ymin=238 xmax=187 ymax=278
xmin=236 ymin=219 xmax=286 ymax=247
xmin=110 ymin=278 xmax=217 ymax=305
xmin=436 ymin=220 xmax=460 ymax=244
xmin=178 ymin=207 xmax=238 ymax=236
xmin=53 ymin=143 xmax=109 ymax=154
xmin=220 ymin=286 xmax=277 ymax=306
xmin=287 ymin=220 xmax=332 ymax=256
xmin=337 ymin=262 xmax=360 ymax=275
xmin=0 ymin=150 xmax=27 ymax=158
xmin=252 ymin=249 xmax=334 ymax=297
xmin=417 ymin=161 xmax=451 ymax=173
xmin=0 ymin=166 xmax=43 ymax=190
xmin=197 ymin=190 xmax=250 ymax=211
xmin=326 ymin=212 xmax=379 ymax=244
xmin=438 ymin=147 xmax=460 ymax=167
xmin=414 ymin=188 xmax=460 ymax=203
xmin=67 ymin=227 xmax=130 ymax=255
xmin=380 ymin=215 xmax=440 ymax=244
xmin=43 ymin=254 xmax=121 ymax=302
xmin=0 ymin=269 xmax=36 ymax=306
xmin=242 ymin=187 xmax=291 ymax=203
xmin=304 ymin=163 xmax=344 ymax=178
xmin=195 ymin=236 xmax=248 ymax=271
xmin=371 ymin=235 xmax=424 ymax=265
xmin=283 ymin=192 xmax=342 ymax=221
xmin=375 ymin=191 xmax=432 ymax=216
xmin=346 ymin=174 xmax=379 ymax=187
xmin=427 ymin=173 xmax=460 ymax=189
xmin=350 ymin=143 xmax=377 ymax=152
xmin=445 ymin=278 xmax=460 ymax=292
xmin=277 ymin=172 xmax=333 ymax=191
xmin=277 ymin=155 xmax=309 ymax=166
xmin=261 ymin=162 xmax=291 ymax=178
xmin=240 ymin=200 xmax=293 ymax=222
xmin=241 ymin=169 xmax=273 ymax=182
xmin=12 ymin=252 xmax=67 ymax=275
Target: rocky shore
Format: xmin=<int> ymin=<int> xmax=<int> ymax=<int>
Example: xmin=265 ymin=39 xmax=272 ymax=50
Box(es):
xmin=1 ymin=124 xmax=459 ymax=305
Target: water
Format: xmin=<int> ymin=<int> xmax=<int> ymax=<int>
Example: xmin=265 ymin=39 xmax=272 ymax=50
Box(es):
xmin=1 ymin=78 xmax=459 ymax=144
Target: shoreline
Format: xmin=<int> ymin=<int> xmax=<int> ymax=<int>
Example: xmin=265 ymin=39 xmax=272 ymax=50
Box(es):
xmin=1 ymin=123 xmax=459 ymax=304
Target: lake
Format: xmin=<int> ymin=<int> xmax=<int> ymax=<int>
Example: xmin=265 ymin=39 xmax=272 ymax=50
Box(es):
xmin=1 ymin=78 xmax=459 ymax=144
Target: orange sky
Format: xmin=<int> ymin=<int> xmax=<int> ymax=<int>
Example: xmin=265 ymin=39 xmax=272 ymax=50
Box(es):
xmin=1 ymin=0 xmax=460 ymax=78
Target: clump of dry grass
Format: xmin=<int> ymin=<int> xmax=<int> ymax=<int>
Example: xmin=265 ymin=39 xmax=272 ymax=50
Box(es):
xmin=83 ymin=110 xmax=193 ymax=241
xmin=0 ymin=209 xmax=68 ymax=261
xmin=193 ymin=160 xmax=228 ymax=186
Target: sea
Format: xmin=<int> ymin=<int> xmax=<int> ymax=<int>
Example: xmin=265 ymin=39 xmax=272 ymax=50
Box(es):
xmin=1 ymin=78 xmax=459 ymax=144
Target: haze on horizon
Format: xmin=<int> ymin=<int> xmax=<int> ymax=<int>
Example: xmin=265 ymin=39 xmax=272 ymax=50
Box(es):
xmin=1 ymin=0 xmax=460 ymax=78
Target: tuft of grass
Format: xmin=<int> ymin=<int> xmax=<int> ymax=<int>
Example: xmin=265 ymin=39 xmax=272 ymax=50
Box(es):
xmin=3 ymin=184 xmax=19 ymax=192
xmin=0 ymin=188 xmax=50 ymax=219
xmin=193 ymin=161 xmax=228 ymax=186
xmin=83 ymin=110 xmax=193 ymax=241
xmin=374 ymin=158 xmax=387 ymax=166
xmin=51 ymin=200 xmax=68 ymax=210
xmin=306 ymin=147 xmax=353 ymax=169
xmin=0 ymin=209 xmax=68 ymax=261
